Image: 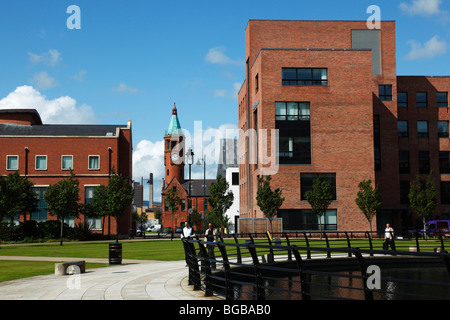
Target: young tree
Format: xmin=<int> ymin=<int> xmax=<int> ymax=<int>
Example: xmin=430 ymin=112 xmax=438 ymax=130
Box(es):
xmin=409 ymin=171 xmax=437 ymax=240
xmin=165 ymin=188 xmax=180 ymax=240
xmin=44 ymin=173 xmax=80 ymax=245
xmin=105 ymin=173 xmax=134 ymax=242
xmin=188 ymin=208 xmax=202 ymax=231
xmin=206 ymin=175 xmax=234 ymax=231
xmin=90 ymin=185 xmax=109 ymax=236
xmin=2 ymin=172 xmax=38 ymax=226
xmin=256 ymin=175 xmax=285 ymax=234
xmin=305 ymin=177 xmax=333 ymax=238
xmin=355 ymin=179 xmax=382 ymax=232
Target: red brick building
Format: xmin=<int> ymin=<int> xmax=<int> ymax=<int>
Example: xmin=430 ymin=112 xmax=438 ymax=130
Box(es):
xmin=161 ymin=105 xmax=213 ymax=231
xmin=0 ymin=109 xmax=133 ymax=237
xmin=238 ymin=20 xmax=449 ymax=233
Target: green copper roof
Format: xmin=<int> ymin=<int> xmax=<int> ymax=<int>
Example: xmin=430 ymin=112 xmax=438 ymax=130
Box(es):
xmin=167 ymin=104 xmax=183 ymax=135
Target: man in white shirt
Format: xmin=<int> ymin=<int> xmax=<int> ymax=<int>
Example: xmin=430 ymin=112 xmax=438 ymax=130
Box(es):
xmin=383 ymin=223 xmax=395 ymax=250
xmin=181 ymin=221 xmax=194 ymax=266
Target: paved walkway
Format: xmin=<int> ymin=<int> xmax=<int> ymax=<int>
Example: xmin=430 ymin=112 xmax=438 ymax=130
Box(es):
xmin=0 ymin=256 xmax=220 ymax=300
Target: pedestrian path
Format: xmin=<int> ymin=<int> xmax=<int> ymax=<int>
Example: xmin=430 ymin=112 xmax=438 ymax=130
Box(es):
xmin=0 ymin=256 xmax=220 ymax=300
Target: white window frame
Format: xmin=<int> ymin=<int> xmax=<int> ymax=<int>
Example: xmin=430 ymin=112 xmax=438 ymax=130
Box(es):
xmin=61 ymin=155 xmax=73 ymax=171
xmin=88 ymin=155 xmax=100 ymax=170
xmin=35 ymin=155 xmax=47 ymax=170
xmin=6 ymin=155 xmax=19 ymax=170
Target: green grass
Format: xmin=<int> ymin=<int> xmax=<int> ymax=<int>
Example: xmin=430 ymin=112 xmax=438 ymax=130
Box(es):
xmin=0 ymin=260 xmax=109 ymax=282
xmin=0 ymin=239 xmax=186 ymax=261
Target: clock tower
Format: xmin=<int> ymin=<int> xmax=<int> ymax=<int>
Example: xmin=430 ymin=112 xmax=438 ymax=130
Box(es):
xmin=163 ymin=104 xmax=185 ymax=188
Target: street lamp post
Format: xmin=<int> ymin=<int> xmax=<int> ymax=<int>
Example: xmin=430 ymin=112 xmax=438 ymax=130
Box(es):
xmin=196 ymin=155 xmax=206 ymax=229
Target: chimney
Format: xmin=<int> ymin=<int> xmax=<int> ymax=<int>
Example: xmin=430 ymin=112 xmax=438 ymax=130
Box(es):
xmin=148 ymin=173 xmax=154 ymax=208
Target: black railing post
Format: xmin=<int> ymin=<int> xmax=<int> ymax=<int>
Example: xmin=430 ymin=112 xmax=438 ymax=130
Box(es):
xmin=344 ymin=232 xmax=352 ymax=257
xmin=353 ymin=249 xmax=374 ymax=300
xmin=415 ymin=232 xmax=421 ymax=252
xmin=284 ymin=232 xmax=292 ymax=261
xmin=366 ymin=231 xmax=374 ymax=256
xmin=248 ymin=233 xmax=254 ymax=244
xmin=247 ymin=244 xmax=265 ymax=300
xmin=303 ymin=232 xmax=311 ymax=259
xmin=291 ymin=245 xmax=310 ymax=300
xmin=232 ymin=234 xmax=242 ymax=264
xmin=440 ymin=234 xmax=446 ymax=253
xmin=218 ymin=243 xmax=233 ymax=300
xmin=323 ymin=232 xmax=331 ymax=258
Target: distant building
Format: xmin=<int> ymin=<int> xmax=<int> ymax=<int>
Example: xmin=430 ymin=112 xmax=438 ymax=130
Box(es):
xmin=217 ymin=138 xmax=239 ymax=232
xmin=0 ymin=108 xmax=133 ymax=237
xmin=161 ymin=104 xmax=213 ymax=230
xmin=133 ymin=181 xmax=144 ymax=208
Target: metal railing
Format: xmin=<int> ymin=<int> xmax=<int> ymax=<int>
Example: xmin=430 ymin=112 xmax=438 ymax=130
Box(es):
xmin=182 ymin=231 xmax=450 ymax=300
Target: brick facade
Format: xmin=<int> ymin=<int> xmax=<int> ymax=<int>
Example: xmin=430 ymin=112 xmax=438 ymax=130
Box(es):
xmin=0 ymin=109 xmax=133 ymax=237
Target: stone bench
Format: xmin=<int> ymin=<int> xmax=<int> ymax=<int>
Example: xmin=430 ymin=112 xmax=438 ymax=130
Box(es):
xmin=55 ymin=261 xmax=86 ymax=276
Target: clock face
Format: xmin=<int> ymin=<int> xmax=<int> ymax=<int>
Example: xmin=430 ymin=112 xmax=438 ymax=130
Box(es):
xmin=171 ymin=153 xmax=179 ymax=162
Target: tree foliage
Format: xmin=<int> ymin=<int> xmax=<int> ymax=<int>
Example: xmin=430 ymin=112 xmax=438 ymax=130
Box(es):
xmin=355 ymin=179 xmax=382 ymax=232
xmin=165 ymin=188 xmax=180 ymax=239
xmin=206 ymin=175 xmax=234 ymax=230
xmin=44 ymin=172 xmax=80 ymax=245
xmin=256 ymin=175 xmax=284 ymax=233
xmin=304 ymin=178 xmax=333 ymax=236
xmin=409 ymin=171 xmax=437 ymax=240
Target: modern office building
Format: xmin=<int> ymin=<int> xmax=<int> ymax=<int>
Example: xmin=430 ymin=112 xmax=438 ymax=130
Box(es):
xmin=238 ymin=20 xmax=450 ymax=233
xmin=0 ymin=108 xmax=133 ymax=236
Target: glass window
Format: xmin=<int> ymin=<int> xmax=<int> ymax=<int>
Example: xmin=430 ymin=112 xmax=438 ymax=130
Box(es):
xmin=282 ymin=68 xmax=328 ymax=86
xmin=441 ymin=182 xmax=450 ymax=204
xmin=417 ymin=121 xmax=428 ymax=138
xmin=6 ymin=155 xmax=18 ymax=170
xmin=275 ymin=102 xmax=287 ymax=120
xmin=287 ymin=102 xmax=299 ymax=120
xmin=398 ymin=121 xmax=408 ymax=137
xmin=62 ymin=155 xmax=73 ymax=170
xmin=232 ymin=172 xmax=239 ymax=186
xmin=379 ymin=85 xmax=392 ymax=101
xmin=35 ymin=156 xmax=47 ymax=170
xmin=399 ymin=150 xmax=410 ymax=174
xmin=88 ymin=156 xmax=99 ymax=170
xmin=400 ymin=181 xmax=410 ymax=205
xmin=417 ymin=92 xmax=428 ymax=107
xmin=438 ymin=121 xmax=449 ymax=138
xmin=398 ymin=92 xmax=408 ymax=107
xmin=439 ymin=151 xmax=450 ymax=174
xmin=30 ymin=187 xmax=48 ymax=222
xmin=437 ymin=92 xmax=448 ymax=108
xmin=300 ymin=173 xmax=337 ymax=200
xmin=419 ymin=151 xmax=430 ymax=174
xmin=275 ymin=102 xmax=310 ymax=121
xmin=278 ymin=137 xmax=311 ymax=164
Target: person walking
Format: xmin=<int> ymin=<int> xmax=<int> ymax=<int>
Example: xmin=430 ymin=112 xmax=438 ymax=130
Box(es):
xmin=383 ymin=223 xmax=395 ymax=251
xmin=181 ymin=221 xmax=194 ymax=267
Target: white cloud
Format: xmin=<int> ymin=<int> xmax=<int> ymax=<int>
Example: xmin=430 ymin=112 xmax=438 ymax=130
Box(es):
xmin=28 ymin=49 xmax=62 ymax=67
xmin=0 ymin=85 xmax=97 ymax=124
xmin=31 ymin=71 xmax=58 ymax=90
xmin=113 ymin=82 xmax=140 ymax=94
xmin=405 ymin=35 xmax=448 ymax=60
xmin=205 ymin=46 xmax=244 ymax=66
xmin=214 ymin=82 xmax=242 ymax=100
xmin=71 ymin=70 xmax=87 ymax=82
xmin=399 ymin=0 xmax=442 ymax=16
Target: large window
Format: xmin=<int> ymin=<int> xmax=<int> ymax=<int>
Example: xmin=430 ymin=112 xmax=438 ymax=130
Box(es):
xmin=282 ymin=68 xmax=328 ymax=86
xmin=417 ymin=92 xmax=428 ymax=107
xmin=85 ymin=186 xmax=101 ymax=229
xmin=300 ymin=173 xmax=337 ymax=200
xmin=418 ymin=151 xmax=430 ymax=174
xmin=441 ymin=182 xmax=450 ymax=204
xmin=30 ymin=187 xmax=48 ymax=222
xmin=278 ymin=209 xmax=337 ymax=230
xmin=379 ymin=85 xmax=392 ymax=101
xmin=439 ymin=151 xmax=450 ymax=174
xmin=397 ymin=92 xmax=408 ymax=107
xmin=437 ymin=92 xmax=448 ymax=108
xmin=417 ymin=121 xmax=428 ymax=138
xmin=400 ymin=181 xmax=410 ymax=205
xmin=6 ymin=155 xmax=18 ymax=170
xmin=62 ymin=155 xmax=73 ymax=170
xmin=438 ymin=121 xmax=449 ymax=138
xmin=35 ymin=156 xmax=47 ymax=170
xmin=278 ymin=137 xmax=311 ymax=164
xmin=88 ymin=155 xmax=100 ymax=170
xmin=399 ymin=150 xmax=410 ymax=174
xmin=398 ymin=121 xmax=408 ymax=137
xmin=275 ymin=102 xmax=310 ymax=120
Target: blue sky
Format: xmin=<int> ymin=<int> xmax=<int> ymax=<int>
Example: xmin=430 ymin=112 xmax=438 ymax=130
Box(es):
xmin=0 ymin=0 xmax=449 ymax=201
